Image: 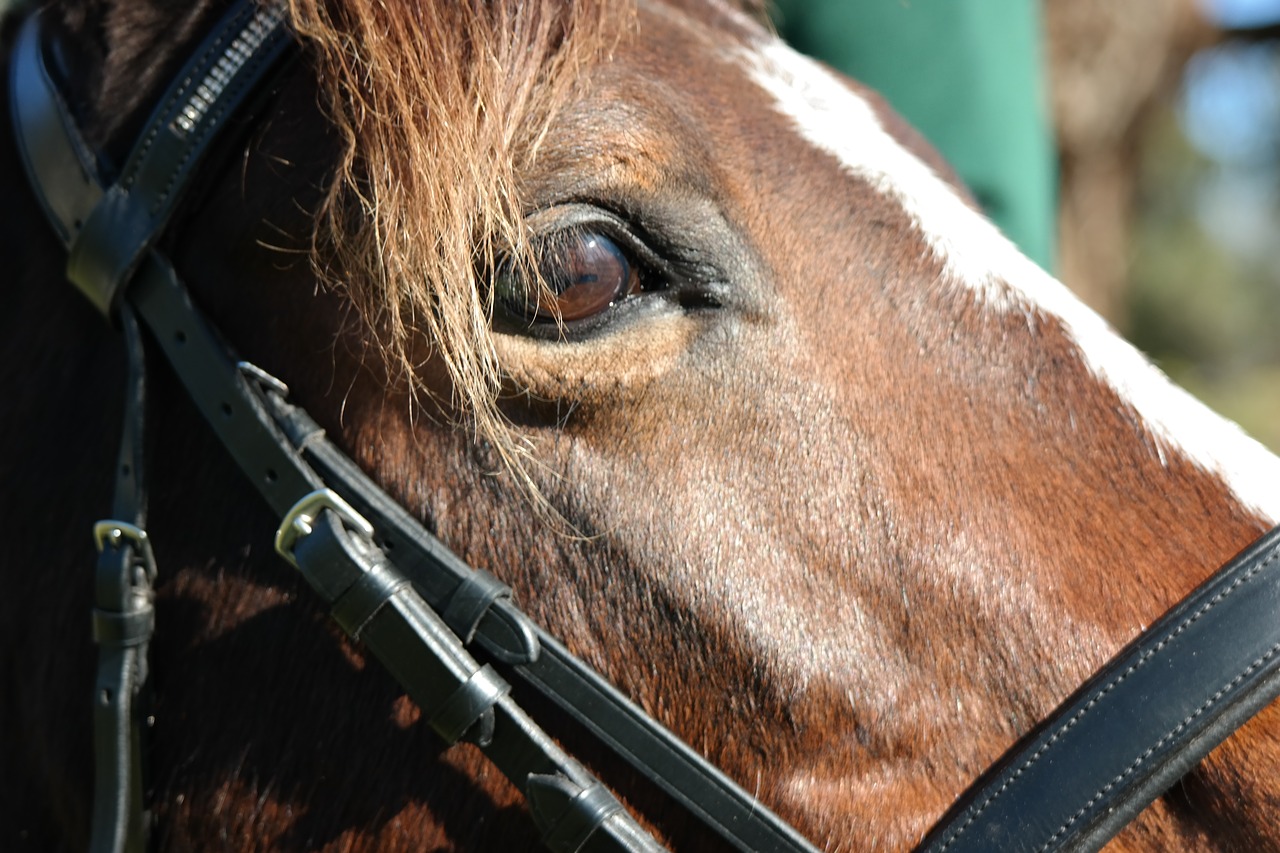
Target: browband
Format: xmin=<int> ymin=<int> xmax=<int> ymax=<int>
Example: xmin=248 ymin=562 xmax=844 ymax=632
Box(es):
xmin=11 ymin=1 xmax=291 ymax=318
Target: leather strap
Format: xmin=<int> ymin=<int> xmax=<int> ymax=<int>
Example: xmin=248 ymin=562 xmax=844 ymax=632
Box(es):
xmin=129 ymin=253 xmax=326 ymax=513
xmin=10 ymin=3 xmax=290 ymax=315
xmin=8 ymin=12 xmax=103 ymax=247
xmin=285 ymin=510 xmax=664 ymax=851
xmin=270 ymin=397 xmax=824 ymax=853
xmin=918 ymin=525 xmax=1280 ymax=853
xmin=67 ymin=1 xmax=289 ymax=317
xmin=122 ymin=256 xmax=674 ymax=852
xmin=9 ymin=6 xmax=807 ymax=850
xmin=21 ymin=3 xmax=1280 ymax=852
xmin=128 ymin=247 xmax=674 ymax=851
xmin=20 ymin=2 xmax=1280 ymax=851
xmin=88 ymin=308 xmax=156 ymax=853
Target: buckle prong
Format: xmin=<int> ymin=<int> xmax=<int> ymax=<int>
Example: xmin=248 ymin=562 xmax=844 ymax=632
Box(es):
xmin=93 ymin=520 xmax=158 ymax=582
xmin=94 ymin=520 xmax=149 ymax=553
xmin=275 ymin=488 xmax=374 ymax=567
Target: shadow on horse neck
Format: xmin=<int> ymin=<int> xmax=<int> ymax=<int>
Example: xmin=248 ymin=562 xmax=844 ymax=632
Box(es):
xmin=3 ymin=0 xmax=1279 ymax=850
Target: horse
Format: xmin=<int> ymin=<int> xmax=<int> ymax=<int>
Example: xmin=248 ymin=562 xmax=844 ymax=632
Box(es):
xmin=3 ymin=0 xmax=1279 ymax=850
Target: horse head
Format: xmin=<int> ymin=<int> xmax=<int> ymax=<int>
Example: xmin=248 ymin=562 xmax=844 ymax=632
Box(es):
xmin=3 ymin=0 xmax=1279 ymax=850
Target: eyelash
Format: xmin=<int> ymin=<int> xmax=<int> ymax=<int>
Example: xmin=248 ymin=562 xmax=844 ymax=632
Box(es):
xmin=489 ymin=199 xmax=730 ymax=338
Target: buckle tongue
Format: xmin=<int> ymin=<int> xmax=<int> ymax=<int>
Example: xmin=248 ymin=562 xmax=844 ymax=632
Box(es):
xmin=275 ymin=488 xmax=374 ymax=567
xmin=93 ymin=520 xmax=157 ymax=582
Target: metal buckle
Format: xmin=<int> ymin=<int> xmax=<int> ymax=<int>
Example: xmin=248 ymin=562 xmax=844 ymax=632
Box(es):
xmin=236 ymin=361 xmax=289 ymax=397
xmin=93 ymin=520 xmax=158 ymax=581
xmin=275 ymin=488 xmax=374 ymax=567
xmin=94 ymin=520 xmax=149 ymax=552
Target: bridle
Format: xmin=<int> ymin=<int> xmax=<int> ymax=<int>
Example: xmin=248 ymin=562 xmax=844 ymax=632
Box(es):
xmin=9 ymin=3 xmax=1280 ymax=852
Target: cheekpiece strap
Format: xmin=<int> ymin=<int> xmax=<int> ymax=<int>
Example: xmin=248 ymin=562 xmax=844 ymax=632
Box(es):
xmin=9 ymin=3 xmax=819 ymax=852
xmin=919 ymin=525 xmax=1280 ymax=852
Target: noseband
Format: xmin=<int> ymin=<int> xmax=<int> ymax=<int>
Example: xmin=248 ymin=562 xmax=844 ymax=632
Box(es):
xmin=10 ymin=3 xmax=1280 ymax=852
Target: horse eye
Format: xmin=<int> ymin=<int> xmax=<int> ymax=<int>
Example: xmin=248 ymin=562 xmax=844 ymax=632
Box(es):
xmin=497 ymin=232 xmax=641 ymax=324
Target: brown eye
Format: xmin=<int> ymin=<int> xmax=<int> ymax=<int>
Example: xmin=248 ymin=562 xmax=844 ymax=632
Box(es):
xmin=496 ymin=232 xmax=640 ymax=324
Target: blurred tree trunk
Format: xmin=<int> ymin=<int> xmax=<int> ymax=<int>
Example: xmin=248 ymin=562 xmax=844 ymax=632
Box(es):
xmin=1045 ymin=0 xmax=1215 ymax=327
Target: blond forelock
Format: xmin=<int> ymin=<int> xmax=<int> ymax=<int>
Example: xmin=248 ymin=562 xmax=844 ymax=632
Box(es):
xmin=287 ymin=0 xmax=629 ymax=479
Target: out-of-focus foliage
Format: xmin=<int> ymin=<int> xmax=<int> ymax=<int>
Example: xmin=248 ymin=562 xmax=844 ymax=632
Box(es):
xmin=1128 ymin=40 xmax=1280 ymax=452
xmin=1046 ymin=0 xmax=1212 ymax=324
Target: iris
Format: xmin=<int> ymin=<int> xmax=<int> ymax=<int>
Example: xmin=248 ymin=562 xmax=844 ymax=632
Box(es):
xmin=496 ymin=232 xmax=640 ymax=324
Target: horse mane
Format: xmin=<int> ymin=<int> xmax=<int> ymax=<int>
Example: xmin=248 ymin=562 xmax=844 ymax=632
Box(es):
xmin=291 ymin=0 xmax=767 ymax=482
xmin=43 ymin=0 xmax=772 ymax=492
xmin=288 ymin=0 xmax=628 ymax=479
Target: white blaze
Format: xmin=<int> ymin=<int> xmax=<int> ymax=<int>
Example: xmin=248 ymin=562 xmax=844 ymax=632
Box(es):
xmin=745 ymin=39 xmax=1280 ymax=524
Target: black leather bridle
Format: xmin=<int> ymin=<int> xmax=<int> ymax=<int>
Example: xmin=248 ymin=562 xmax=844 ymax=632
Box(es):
xmin=9 ymin=3 xmax=1280 ymax=852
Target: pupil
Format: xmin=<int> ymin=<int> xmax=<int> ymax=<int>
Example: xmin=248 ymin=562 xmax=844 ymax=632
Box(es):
xmin=537 ymin=233 xmax=633 ymax=321
xmin=494 ymin=231 xmax=638 ymax=326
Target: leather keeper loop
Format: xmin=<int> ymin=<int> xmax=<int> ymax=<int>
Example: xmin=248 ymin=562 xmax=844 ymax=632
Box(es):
xmin=330 ymin=558 xmax=409 ymax=639
xmin=65 ymin=185 xmax=148 ymax=319
xmin=528 ymin=775 xmax=624 ymax=853
xmin=92 ymin=606 xmax=155 ymax=648
xmin=442 ymin=569 xmax=511 ymax=644
xmin=428 ymin=664 xmax=508 ymax=746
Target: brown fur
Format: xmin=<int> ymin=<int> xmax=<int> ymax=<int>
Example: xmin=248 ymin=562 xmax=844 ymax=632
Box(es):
xmin=3 ymin=1 xmax=1279 ymax=851
xmin=289 ymin=0 xmax=624 ymax=476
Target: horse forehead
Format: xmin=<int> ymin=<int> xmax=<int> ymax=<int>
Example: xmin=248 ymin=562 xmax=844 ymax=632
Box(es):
xmin=587 ymin=18 xmax=1280 ymax=526
xmin=735 ymin=37 xmax=1280 ymax=524
xmin=580 ymin=14 xmax=890 ymax=201
xmin=602 ymin=15 xmax=957 ymax=250
xmin=736 ymin=39 xmax=1017 ymax=294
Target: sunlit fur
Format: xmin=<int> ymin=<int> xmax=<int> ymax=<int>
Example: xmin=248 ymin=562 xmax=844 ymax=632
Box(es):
xmin=284 ymin=0 xmax=625 ymax=482
xmin=4 ymin=0 xmax=1280 ymax=851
